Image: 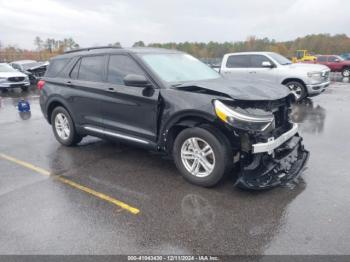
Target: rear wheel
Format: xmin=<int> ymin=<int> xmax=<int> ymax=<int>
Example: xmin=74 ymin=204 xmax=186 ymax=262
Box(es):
xmin=285 ymin=81 xmax=307 ymax=102
xmin=173 ymin=126 xmax=232 ymax=187
xmin=342 ymin=67 xmax=350 ymax=77
xmin=51 ymin=106 xmax=82 ymax=146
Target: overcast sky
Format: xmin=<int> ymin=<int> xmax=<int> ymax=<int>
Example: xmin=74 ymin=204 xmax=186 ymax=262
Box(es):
xmin=0 ymin=0 xmax=349 ymax=49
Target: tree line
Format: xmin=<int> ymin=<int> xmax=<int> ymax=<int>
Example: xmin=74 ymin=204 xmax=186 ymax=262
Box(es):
xmin=146 ymin=34 xmax=350 ymax=60
xmin=0 ymin=34 xmax=349 ymax=62
xmin=0 ymin=36 xmax=80 ymax=62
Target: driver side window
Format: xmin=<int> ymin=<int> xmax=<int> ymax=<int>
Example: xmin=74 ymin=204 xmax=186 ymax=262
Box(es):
xmin=328 ymin=56 xmax=338 ymax=62
xmin=107 ymin=55 xmax=146 ymax=85
xmin=250 ymin=55 xmax=273 ymax=68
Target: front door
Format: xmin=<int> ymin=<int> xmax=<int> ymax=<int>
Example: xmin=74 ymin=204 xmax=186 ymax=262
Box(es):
xmin=248 ymin=54 xmax=277 ymax=84
xmin=327 ymin=56 xmax=343 ymax=71
xmin=100 ymin=54 xmax=160 ymax=143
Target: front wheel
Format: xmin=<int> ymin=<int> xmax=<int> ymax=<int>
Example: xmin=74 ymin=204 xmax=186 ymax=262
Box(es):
xmin=285 ymin=81 xmax=307 ymax=102
xmin=173 ymin=127 xmax=232 ymax=187
xmin=342 ymin=67 xmax=350 ymax=77
xmin=51 ymin=106 xmax=82 ymax=146
xmin=21 ymin=86 xmax=29 ymax=92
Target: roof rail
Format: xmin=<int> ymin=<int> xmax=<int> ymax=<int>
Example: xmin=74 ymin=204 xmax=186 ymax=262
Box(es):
xmin=64 ymin=46 xmax=122 ymax=54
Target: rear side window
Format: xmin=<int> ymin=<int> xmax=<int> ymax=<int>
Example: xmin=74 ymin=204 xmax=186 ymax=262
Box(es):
xmin=226 ymin=55 xmax=250 ymax=68
xmin=107 ymin=55 xmax=145 ymax=85
xmin=250 ymin=55 xmax=272 ymax=68
xmin=70 ymin=59 xmax=81 ymax=79
xmin=78 ymin=55 xmax=105 ymax=82
xmin=317 ymin=56 xmax=327 ymax=62
xmin=46 ymin=58 xmax=70 ymax=77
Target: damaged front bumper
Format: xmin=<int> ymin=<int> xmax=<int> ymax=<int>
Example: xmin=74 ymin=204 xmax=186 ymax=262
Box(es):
xmin=236 ymin=125 xmax=309 ymax=190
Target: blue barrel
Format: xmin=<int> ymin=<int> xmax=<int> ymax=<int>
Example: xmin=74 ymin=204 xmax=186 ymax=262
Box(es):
xmin=18 ymin=99 xmax=31 ymax=112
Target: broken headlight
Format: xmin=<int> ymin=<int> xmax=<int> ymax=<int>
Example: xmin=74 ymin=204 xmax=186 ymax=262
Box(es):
xmin=214 ymin=100 xmax=275 ymax=132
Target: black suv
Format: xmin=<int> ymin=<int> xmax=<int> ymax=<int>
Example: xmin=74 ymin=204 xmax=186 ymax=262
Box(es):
xmin=39 ymin=47 xmax=309 ymax=190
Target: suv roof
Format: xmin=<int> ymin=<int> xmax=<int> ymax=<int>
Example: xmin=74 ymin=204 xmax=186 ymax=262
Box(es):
xmin=54 ymin=46 xmax=182 ymax=60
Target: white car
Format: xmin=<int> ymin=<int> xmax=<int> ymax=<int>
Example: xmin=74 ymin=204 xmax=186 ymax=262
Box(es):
xmin=220 ymin=52 xmax=330 ymax=101
xmin=0 ymin=63 xmax=30 ymax=91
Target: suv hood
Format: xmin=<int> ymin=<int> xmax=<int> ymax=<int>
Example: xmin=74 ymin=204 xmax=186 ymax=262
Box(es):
xmin=0 ymin=71 xmax=28 ymax=78
xmin=26 ymin=62 xmax=49 ymax=71
xmin=284 ymin=63 xmax=329 ymax=71
xmin=174 ymin=77 xmax=291 ymax=101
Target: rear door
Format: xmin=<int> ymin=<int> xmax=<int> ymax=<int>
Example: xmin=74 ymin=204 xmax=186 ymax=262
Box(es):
xmin=67 ymin=55 xmax=107 ymax=129
xmin=100 ymin=54 xmax=160 ymax=143
xmin=316 ymin=56 xmax=328 ymax=66
xmin=220 ymin=54 xmax=251 ymax=81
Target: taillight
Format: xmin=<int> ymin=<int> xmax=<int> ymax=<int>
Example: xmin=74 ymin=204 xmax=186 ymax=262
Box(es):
xmin=37 ymin=80 xmax=45 ymax=90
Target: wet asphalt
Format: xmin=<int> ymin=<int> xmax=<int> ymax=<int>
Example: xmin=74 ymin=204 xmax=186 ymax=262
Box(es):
xmin=0 ymin=74 xmax=350 ymax=255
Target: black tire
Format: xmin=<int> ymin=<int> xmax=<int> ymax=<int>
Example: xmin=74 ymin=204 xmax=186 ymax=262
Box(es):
xmin=284 ymin=81 xmax=307 ymax=102
xmin=173 ymin=126 xmax=232 ymax=187
xmin=21 ymin=86 xmax=29 ymax=92
xmin=342 ymin=67 xmax=350 ymax=77
xmin=51 ymin=106 xmax=82 ymax=146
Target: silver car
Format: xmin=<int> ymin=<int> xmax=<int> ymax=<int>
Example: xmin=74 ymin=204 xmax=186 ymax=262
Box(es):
xmin=0 ymin=63 xmax=30 ymax=91
xmin=220 ymin=52 xmax=330 ymax=101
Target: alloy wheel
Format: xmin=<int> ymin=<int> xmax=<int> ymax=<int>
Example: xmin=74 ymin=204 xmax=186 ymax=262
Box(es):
xmin=343 ymin=69 xmax=350 ymax=77
xmin=287 ymin=83 xmax=302 ymax=100
xmin=181 ymin=137 xmax=216 ymax=178
xmin=55 ymin=113 xmax=71 ymax=140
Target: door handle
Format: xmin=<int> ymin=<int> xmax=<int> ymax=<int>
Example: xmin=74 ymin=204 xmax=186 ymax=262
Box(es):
xmin=249 ymin=71 xmax=256 ymax=74
xmin=107 ymin=87 xmax=115 ymax=92
xmin=66 ymin=81 xmax=73 ymax=87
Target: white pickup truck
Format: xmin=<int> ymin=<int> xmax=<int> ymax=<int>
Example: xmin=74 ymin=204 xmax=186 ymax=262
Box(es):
xmin=220 ymin=52 xmax=330 ymax=101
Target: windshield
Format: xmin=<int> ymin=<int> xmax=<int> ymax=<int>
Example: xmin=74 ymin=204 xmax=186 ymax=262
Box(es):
xmin=268 ymin=52 xmax=292 ymax=65
xmin=0 ymin=63 xmax=17 ymax=72
xmin=139 ymin=53 xmax=220 ymax=84
xmin=336 ymin=56 xmax=345 ymax=61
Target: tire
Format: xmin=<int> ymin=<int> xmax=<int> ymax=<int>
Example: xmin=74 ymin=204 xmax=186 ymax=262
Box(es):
xmin=173 ymin=126 xmax=232 ymax=187
xmin=21 ymin=86 xmax=29 ymax=92
xmin=342 ymin=67 xmax=350 ymax=77
xmin=284 ymin=81 xmax=307 ymax=102
xmin=51 ymin=106 xmax=83 ymax=146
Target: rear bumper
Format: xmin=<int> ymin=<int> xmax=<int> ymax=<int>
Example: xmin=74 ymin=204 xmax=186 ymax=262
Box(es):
xmin=306 ymin=80 xmax=330 ymax=96
xmin=237 ymin=135 xmax=309 ymax=190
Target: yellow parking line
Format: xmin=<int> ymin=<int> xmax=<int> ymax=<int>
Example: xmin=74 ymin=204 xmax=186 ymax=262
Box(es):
xmin=0 ymin=153 xmax=140 ymax=215
xmin=0 ymin=153 xmax=51 ymax=176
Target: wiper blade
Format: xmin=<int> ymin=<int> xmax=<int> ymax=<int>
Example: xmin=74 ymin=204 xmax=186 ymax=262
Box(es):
xmin=171 ymin=82 xmax=194 ymax=88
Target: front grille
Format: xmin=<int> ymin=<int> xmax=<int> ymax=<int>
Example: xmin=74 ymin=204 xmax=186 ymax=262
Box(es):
xmin=8 ymin=77 xmax=25 ymax=82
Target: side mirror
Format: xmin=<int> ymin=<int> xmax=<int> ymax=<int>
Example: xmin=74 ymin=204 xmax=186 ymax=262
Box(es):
xmin=123 ymin=74 xmax=151 ymax=87
xmin=262 ymin=61 xmax=273 ymax=68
